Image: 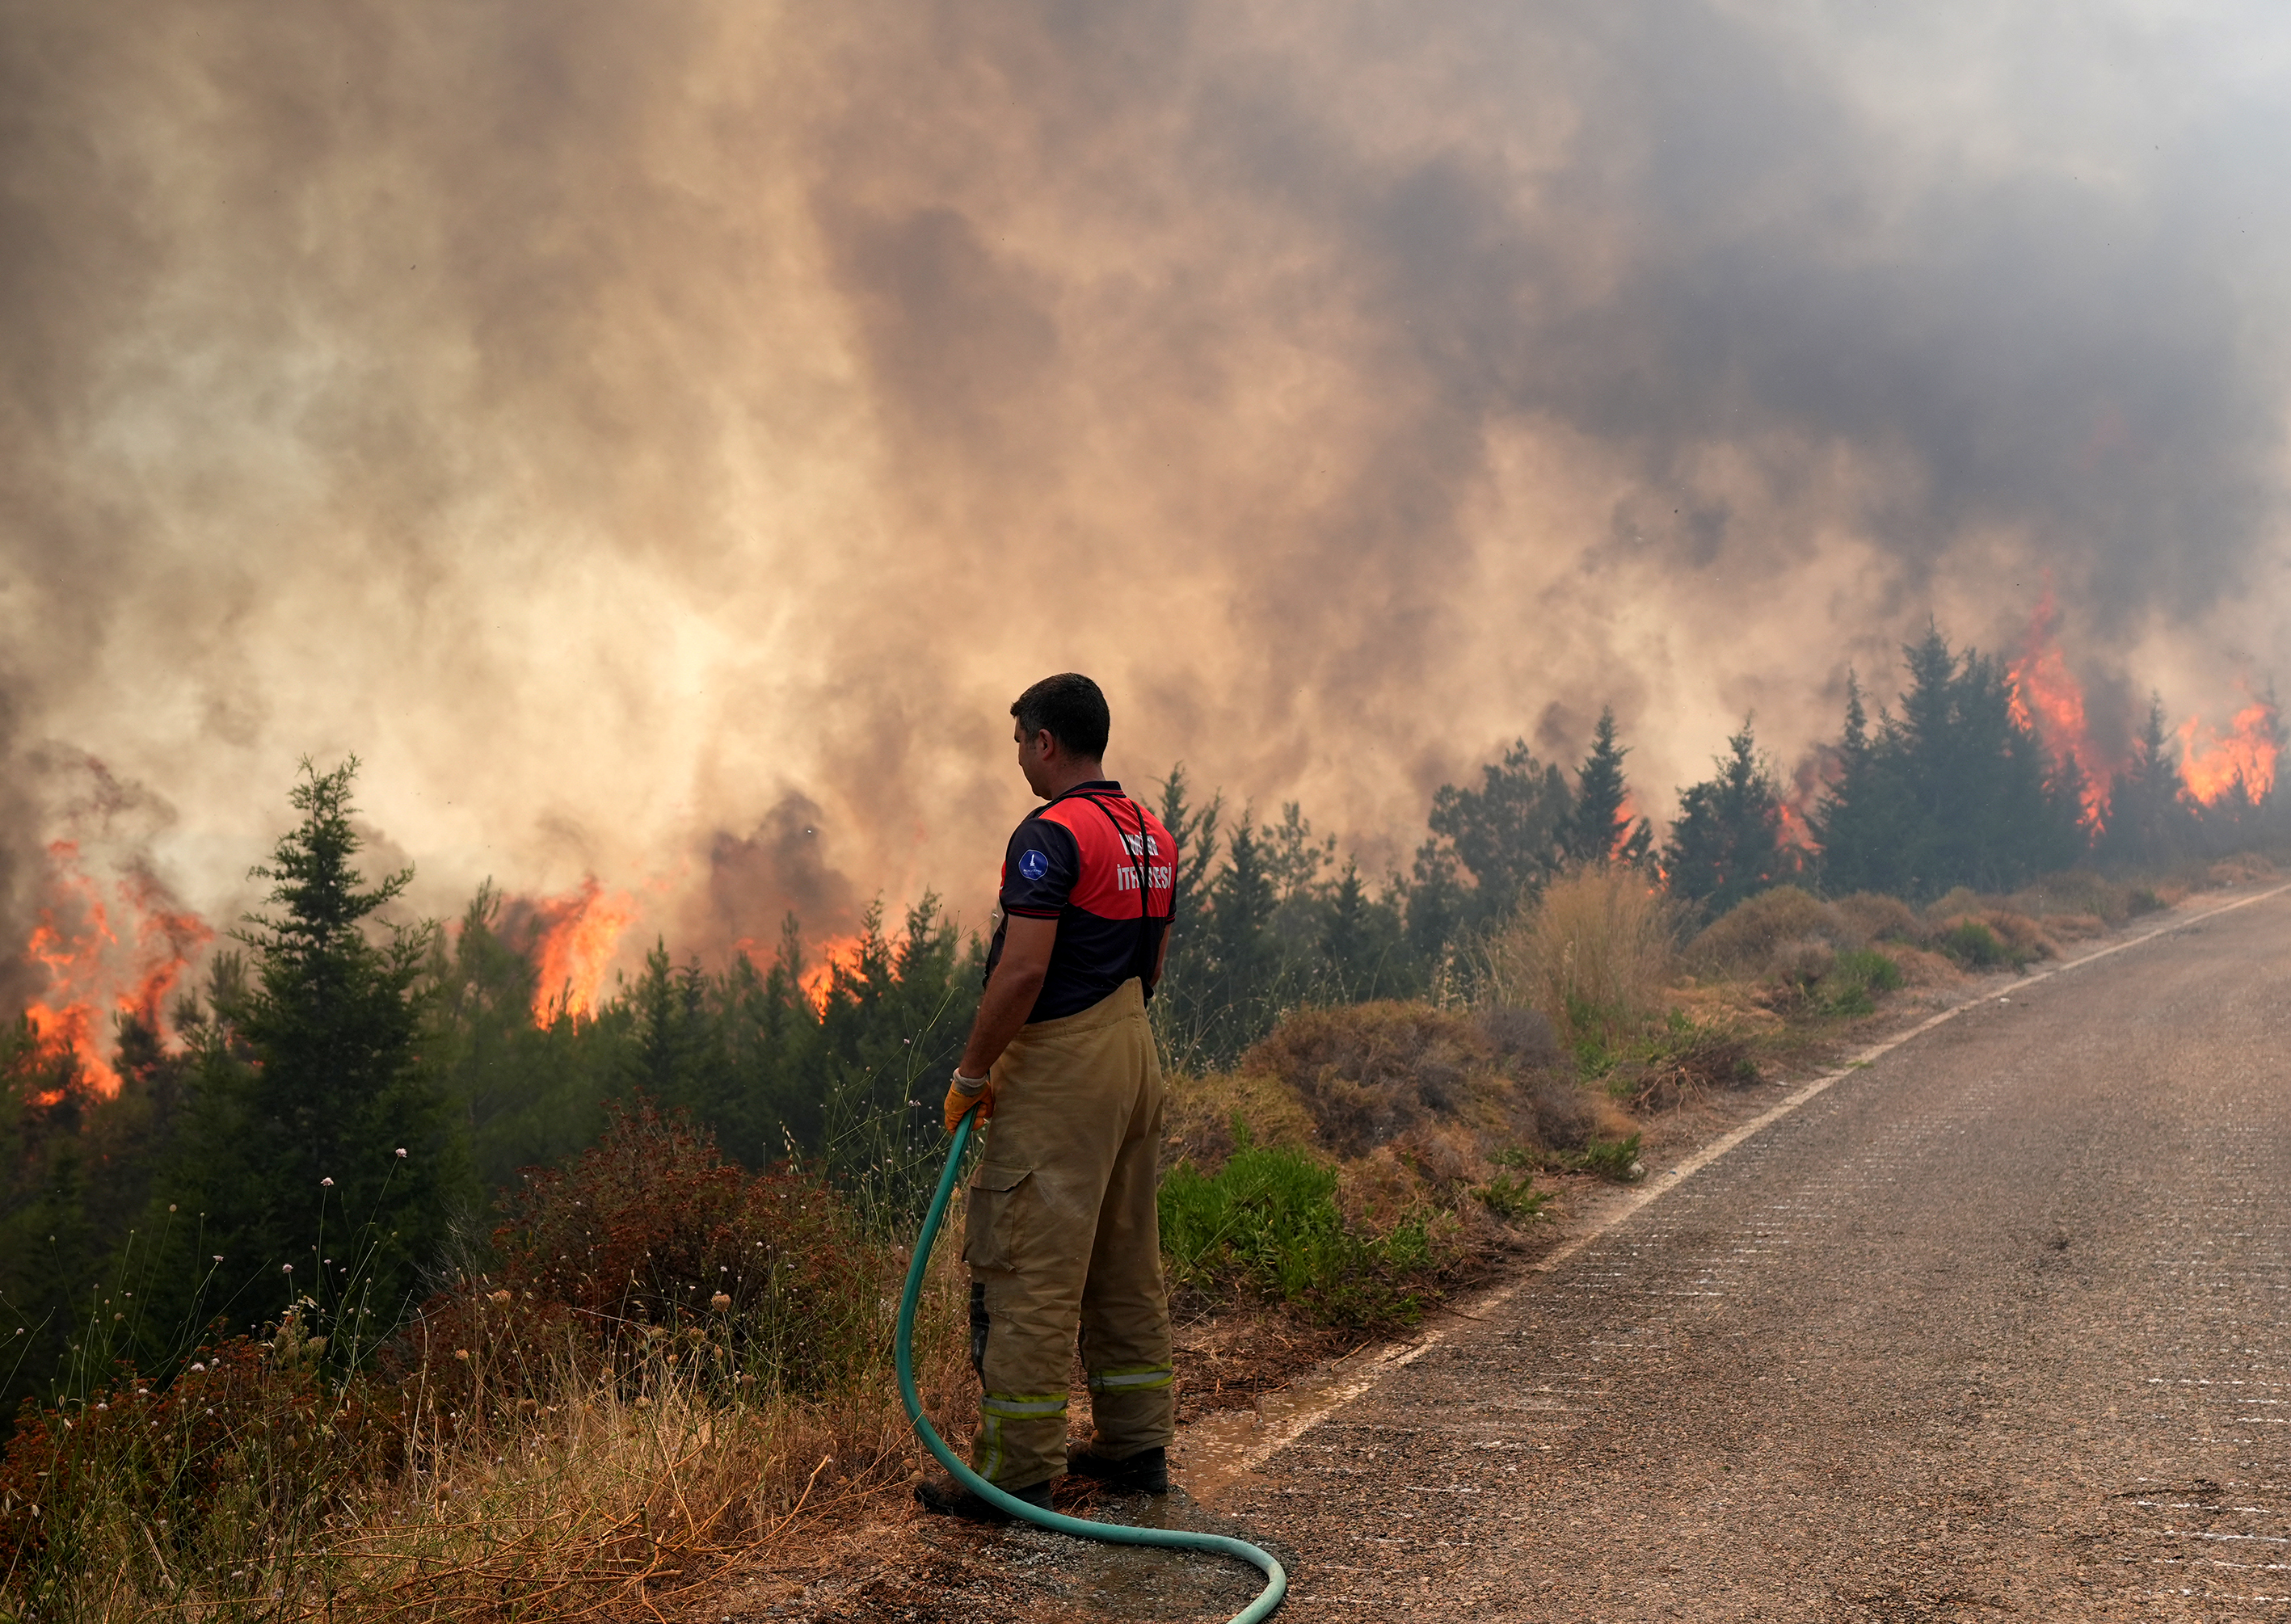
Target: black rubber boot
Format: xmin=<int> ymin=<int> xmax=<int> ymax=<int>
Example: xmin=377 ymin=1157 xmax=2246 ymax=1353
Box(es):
xmin=1066 ymin=1443 xmax=1169 ymax=1494
xmin=913 ymin=1471 xmax=1054 ymax=1524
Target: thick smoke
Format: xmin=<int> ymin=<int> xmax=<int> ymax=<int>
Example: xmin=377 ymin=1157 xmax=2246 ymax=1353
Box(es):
xmin=2 ymin=2 xmax=2287 ymax=972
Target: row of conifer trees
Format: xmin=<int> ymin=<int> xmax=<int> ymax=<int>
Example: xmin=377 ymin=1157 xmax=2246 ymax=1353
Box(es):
xmin=3 ymin=625 xmax=2280 ymax=1422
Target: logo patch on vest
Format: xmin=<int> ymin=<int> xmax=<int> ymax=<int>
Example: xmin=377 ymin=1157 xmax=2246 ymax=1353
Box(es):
xmin=1017 ymin=848 xmax=1050 ymax=881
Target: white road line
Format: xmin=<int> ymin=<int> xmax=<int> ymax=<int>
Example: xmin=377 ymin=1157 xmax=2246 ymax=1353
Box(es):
xmin=1207 ymin=881 xmax=2291 ymax=1484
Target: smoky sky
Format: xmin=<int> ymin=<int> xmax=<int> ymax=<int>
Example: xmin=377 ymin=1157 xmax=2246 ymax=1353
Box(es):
xmin=2 ymin=1 xmax=2288 ymax=974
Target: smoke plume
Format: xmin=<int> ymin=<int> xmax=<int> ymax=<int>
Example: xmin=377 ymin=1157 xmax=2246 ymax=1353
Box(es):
xmin=3 ymin=2 xmax=2288 ymax=982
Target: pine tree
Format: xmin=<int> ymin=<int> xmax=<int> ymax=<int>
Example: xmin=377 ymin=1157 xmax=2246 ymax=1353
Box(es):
xmin=1155 ymin=764 xmax=1222 ymax=927
xmin=1563 ymin=708 xmax=1651 ymax=865
xmin=1316 ymin=859 xmax=1414 ymax=1001
xmin=1665 ymin=720 xmax=1788 ymax=914
xmin=1812 ymin=672 xmax=1882 ymax=893
xmin=1202 ymin=816 xmax=1279 ymax=1029
xmin=1262 ymin=801 xmax=1336 ymax=904
xmin=155 ymin=760 xmax=467 ymax=1364
xmin=2100 ymin=696 xmax=2195 ymax=868
xmin=1817 ymin=630 xmax=2086 ymax=899
xmin=1401 ymin=837 xmax=1468 ymax=981
xmin=1425 ymin=740 xmax=1573 ymax=928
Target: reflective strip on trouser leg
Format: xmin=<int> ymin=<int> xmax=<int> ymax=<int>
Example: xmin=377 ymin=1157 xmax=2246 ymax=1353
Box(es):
xmin=976 ymin=1391 xmax=1069 ymax=1485
xmin=1086 ymin=1363 xmax=1175 ymax=1395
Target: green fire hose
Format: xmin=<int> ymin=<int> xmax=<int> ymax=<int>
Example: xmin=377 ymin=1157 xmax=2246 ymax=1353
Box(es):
xmin=895 ymin=1108 xmax=1288 ymax=1623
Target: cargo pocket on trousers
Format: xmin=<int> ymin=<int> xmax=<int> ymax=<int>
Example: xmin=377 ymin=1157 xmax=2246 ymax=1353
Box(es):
xmin=962 ymin=1162 xmax=1034 ymax=1272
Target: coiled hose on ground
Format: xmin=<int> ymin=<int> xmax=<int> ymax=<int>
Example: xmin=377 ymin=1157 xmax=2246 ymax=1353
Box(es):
xmin=895 ymin=1108 xmax=1288 ymax=1623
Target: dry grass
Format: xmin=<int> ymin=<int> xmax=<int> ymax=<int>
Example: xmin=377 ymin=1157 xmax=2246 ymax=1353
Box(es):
xmin=1685 ymin=886 xmax=1853 ymax=978
xmin=1160 ymin=1063 xmax=1321 ymax=1168
xmin=322 ymin=1285 xmax=967 ymax=1623
xmin=1486 ymin=865 xmax=1678 ymax=1043
xmin=2208 ymin=852 xmax=2278 ymax=887
xmin=1 ymin=1244 xmax=974 ymax=1624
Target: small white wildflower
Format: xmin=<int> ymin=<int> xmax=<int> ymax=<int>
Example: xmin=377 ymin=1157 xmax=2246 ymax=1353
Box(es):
xmin=396 ymin=1148 xmax=407 ymax=1158
xmin=282 ymin=1264 xmax=293 ymax=1274
xmin=190 ymin=1362 xmax=206 ymax=1373
xmin=321 ymin=1177 xmax=334 ymax=1188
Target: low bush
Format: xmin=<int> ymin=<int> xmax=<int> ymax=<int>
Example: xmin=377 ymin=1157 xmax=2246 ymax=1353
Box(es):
xmin=1485 ymin=865 xmax=1678 ymax=1046
xmin=1577 ymin=1134 xmax=1644 ymax=1183
xmin=1232 ymin=1000 xmax=1587 ymax=1164
xmin=1158 ymin=1063 xmax=1320 ymax=1170
xmin=1685 ymin=886 xmax=1850 ymax=978
xmin=1936 ymin=919 xmax=2011 ymax=969
xmin=1830 ymin=891 xmax=1925 ymax=947
xmin=1158 ymin=1142 xmax=1446 ymax=1328
xmin=1240 ymin=1003 xmax=1484 ymax=1158
xmin=1818 ymin=947 xmax=1905 ymax=1015
xmin=1620 ymin=1022 xmax=1762 ymax=1109
xmin=483 ymin=1099 xmax=886 ymax=1398
xmin=1472 ymin=1170 xmax=1548 ymax=1222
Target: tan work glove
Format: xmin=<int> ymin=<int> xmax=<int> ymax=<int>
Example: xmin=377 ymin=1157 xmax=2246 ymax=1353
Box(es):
xmin=944 ymin=1068 xmax=992 ymax=1134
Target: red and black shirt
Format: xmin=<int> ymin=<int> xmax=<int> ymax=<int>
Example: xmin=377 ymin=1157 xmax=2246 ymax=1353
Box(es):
xmin=986 ymin=780 xmax=1177 ymax=1023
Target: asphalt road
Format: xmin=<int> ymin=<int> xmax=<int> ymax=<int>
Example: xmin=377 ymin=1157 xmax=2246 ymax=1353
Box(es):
xmin=1213 ymin=888 xmax=2291 ymax=1621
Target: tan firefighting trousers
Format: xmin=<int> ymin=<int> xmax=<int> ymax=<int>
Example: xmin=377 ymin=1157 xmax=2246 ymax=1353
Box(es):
xmin=962 ymin=976 xmax=1174 ymax=1488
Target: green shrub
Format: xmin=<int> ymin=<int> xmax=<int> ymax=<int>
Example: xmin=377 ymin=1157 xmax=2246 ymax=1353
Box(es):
xmin=1577 ymin=1133 xmax=1643 ymax=1182
xmin=1621 ymin=1023 xmax=1761 ymax=1109
xmin=1157 ymin=1145 xmax=1437 ymax=1327
xmin=1473 ymin=1171 xmax=1548 ymax=1222
xmin=1938 ymin=919 xmax=2010 ymax=968
xmin=1818 ymin=947 xmax=1904 ymax=1016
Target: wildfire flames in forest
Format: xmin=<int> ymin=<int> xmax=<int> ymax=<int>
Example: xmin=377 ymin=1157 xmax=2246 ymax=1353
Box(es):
xmin=1777 ymin=759 xmax=1825 ymax=852
xmin=797 ymin=936 xmax=868 ymax=1014
xmin=2006 ymin=597 xmax=2112 ymax=825
xmin=19 ymin=841 xmax=213 ymax=1100
xmin=2004 ymin=600 xmax=2277 ymax=821
xmin=12 ymin=595 xmax=2283 ymax=1084
xmin=2179 ymin=695 xmax=2281 ymax=806
xmin=528 ymin=878 xmax=639 ymax=1027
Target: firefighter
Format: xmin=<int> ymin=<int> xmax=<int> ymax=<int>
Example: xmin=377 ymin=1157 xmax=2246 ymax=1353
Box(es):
xmin=915 ymin=672 xmax=1181 ymax=1521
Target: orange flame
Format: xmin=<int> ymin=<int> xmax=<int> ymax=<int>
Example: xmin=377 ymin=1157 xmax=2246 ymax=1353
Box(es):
xmin=797 ymin=935 xmax=867 ymax=1014
xmin=1777 ymin=749 xmax=1830 ymax=853
xmin=529 ymin=878 xmax=639 ymax=1027
xmin=2006 ymin=594 xmax=2108 ymax=825
xmin=1608 ymin=791 xmax=1642 ymax=860
xmin=18 ymin=841 xmax=214 ymax=1100
xmin=2178 ymin=693 xmax=2280 ymax=807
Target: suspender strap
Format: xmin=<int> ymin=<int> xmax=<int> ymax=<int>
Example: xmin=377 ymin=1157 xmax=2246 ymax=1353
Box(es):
xmin=1076 ymin=793 xmax=1160 ymax=985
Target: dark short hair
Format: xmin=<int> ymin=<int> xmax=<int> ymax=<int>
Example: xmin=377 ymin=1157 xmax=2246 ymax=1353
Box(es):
xmin=1011 ymin=673 xmax=1110 ymax=759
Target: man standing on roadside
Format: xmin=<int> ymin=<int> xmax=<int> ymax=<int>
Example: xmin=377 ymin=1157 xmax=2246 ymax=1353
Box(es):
xmin=915 ymin=672 xmax=1181 ymax=1521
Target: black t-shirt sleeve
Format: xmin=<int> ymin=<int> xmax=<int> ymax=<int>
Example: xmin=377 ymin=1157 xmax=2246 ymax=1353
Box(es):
xmin=1000 ymin=818 xmax=1079 ymax=919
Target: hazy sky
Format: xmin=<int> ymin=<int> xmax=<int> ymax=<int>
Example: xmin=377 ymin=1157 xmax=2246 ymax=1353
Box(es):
xmin=4 ymin=1 xmax=2288 ymax=1000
